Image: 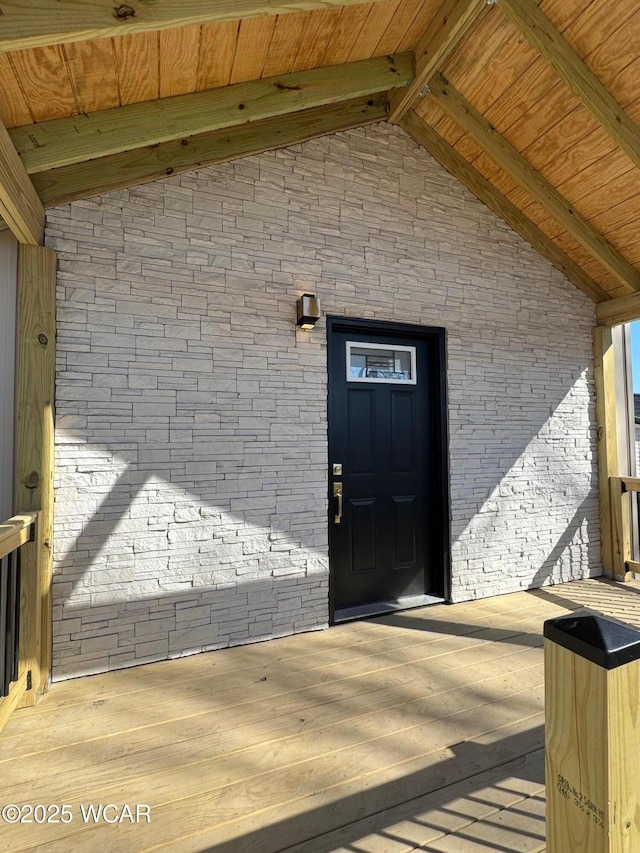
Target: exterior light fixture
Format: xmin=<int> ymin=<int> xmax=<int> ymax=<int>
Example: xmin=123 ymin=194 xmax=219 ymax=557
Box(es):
xmin=296 ymin=293 xmax=321 ymax=330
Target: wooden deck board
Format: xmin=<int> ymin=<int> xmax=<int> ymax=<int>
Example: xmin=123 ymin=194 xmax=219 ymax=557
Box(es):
xmin=0 ymin=625 xmax=542 ymax=747
xmin=0 ymin=618 xmax=547 ymax=772
xmin=3 ymin=579 xmax=640 ymax=852
xmin=0 ymin=651 xmax=544 ymax=797
xmin=4 ymin=592 xmax=549 ymax=722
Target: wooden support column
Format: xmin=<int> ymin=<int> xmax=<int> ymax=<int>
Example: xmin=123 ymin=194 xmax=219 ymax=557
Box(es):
xmin=593 ymin=327 xmax=618 ymax=577
xmin=16 ymin=245 xmax=56 ymax=696
xmin=609 ymin=476 xmax=632 ymax=582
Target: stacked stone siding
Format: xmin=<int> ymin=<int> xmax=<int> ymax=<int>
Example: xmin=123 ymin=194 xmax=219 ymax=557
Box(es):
xmin=47 ymin=122 xmax=600 ymax=680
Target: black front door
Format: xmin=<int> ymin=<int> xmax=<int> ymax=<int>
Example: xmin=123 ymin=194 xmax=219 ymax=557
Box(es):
xmin=328 ymin=318 xmax=447 ymax=615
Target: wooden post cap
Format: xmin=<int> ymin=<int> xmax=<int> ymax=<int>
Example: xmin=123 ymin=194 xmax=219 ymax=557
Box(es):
xmin=544 ymin=611 xmax=640 ymax=669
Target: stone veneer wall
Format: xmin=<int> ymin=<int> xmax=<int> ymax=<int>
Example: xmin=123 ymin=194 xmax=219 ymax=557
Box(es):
xmin=47 ymin=122 xmax=601 ymax=680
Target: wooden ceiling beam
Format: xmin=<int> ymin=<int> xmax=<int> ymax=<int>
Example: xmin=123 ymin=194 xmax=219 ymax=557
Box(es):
xmin=428 ymin=73 xmax=640 ymax=293
xmin=0 ymin=119 xmax=44 ymax=245
xmin=500 ymin=0 xmax=640 ymax=173
xmin=32 ymin=96 xmax=387 ymax=209
xmin=596 ymin=292 xmax=640 ymax=327
xmin=12 ymin=54 xmax=412 ymax=175
xmin=0 ymin=0 xmax=390 ymax=52
xmin=388 ymin=0 xmax=487 ymax=124
xmin=401 ymin=110 xmax=608 ymax=303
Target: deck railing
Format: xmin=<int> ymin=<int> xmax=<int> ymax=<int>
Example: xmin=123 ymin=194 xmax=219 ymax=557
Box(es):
xmin=0 ymin=511 xmax=41 ymax=733
xmin=1 ymin=526 xmax=24 ymax=698
xmin=610 ymin=476 xmax=640 ymax=579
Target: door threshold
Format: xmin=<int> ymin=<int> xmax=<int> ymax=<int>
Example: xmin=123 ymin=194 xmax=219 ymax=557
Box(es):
xmin=334 ymin=593 xmax=445 ymax=623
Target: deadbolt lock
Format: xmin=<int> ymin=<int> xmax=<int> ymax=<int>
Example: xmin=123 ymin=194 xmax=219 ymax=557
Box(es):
xmin=332 ymin=463 xmax=343 ymax=476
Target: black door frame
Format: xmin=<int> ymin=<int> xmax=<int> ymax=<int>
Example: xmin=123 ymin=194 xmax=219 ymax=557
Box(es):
xmin=326 ymin=316 xmax=451 ymax=623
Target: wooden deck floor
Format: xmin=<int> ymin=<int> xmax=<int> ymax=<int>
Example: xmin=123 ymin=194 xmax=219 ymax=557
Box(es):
xmin=2 ymin=578 xmax=640 ymax=853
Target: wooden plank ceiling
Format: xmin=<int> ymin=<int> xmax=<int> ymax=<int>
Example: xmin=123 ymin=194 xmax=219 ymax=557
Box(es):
xmin=1 ymin=0 xmax=639 ymax=303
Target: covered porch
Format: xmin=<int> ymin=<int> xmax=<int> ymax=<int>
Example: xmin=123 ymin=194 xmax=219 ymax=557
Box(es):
xmin=4 ymin=0 xmax=640 ymax=848
xmin=3 ymin=0 xmax=640 ymax=713
xmin=2 ymin=578 xmax=638 ymax=852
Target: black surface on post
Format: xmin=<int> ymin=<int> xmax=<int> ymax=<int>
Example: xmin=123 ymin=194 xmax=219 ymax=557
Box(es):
xmin=544 ymin=612 xmax=640 ymax=670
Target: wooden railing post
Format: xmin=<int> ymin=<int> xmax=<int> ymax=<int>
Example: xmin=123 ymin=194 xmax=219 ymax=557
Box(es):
xmin=608 ymin=476 xmax=640 ymax=580
xmin=609 ymin=476 xmax=631 ymax=581
xmin=545 ymin=612 xmax=640 ymax=852
xmin=593 ymin=327 xmax=618 ymax=576
xmin=17 ymin=512 xmax=42 ymax=708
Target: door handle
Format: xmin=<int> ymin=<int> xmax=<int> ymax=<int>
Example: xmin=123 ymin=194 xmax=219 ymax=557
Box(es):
xmin=333 ymin=483 xmax=343 ymax=524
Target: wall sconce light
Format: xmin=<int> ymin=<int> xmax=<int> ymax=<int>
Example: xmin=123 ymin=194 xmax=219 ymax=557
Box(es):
xmin=296 ymin=293 xmax=321 ymax=330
